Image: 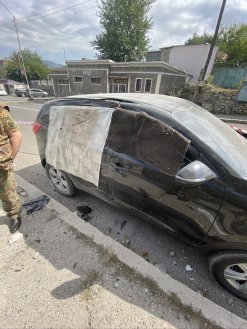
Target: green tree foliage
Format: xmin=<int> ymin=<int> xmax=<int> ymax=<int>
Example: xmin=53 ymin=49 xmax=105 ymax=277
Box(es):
xmin=91 ymin=0 xmax=155 ymax=62
xmin=185 ymin=24 xmax=247 ymax=63
xmin=5 ymin=48 xmax=49 ymax=82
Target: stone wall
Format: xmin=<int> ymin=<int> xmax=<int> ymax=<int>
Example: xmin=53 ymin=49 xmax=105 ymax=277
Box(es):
xmin=180 ymin=85 xmax=247 ymax=114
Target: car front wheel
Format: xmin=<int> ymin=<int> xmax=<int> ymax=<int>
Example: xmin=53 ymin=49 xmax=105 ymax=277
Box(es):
xmin=209 ymin=251 xmax=247 ymax=300
xmin=45 ymin=164 xmax=75 ymax=197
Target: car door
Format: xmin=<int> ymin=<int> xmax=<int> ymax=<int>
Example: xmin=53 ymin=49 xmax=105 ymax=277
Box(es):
xmin=103 ymin=108 xmax=225 ymax=245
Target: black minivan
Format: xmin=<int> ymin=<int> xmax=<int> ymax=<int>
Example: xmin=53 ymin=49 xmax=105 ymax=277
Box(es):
xmin=33 ymin=93 xmax=247 ymax=300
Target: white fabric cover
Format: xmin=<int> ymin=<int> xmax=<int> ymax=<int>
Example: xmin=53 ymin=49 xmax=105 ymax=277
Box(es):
xmin=46 ymin=106 xmax=114 ymax=187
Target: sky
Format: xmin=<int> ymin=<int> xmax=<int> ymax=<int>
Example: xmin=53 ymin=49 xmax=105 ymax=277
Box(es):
xmin=0 ymin=0 xmax=247 ymax=65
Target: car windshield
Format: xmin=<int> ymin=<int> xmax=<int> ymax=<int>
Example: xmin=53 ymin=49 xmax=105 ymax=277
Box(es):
xmin=172 ymin=102 xmax=247 ymax=179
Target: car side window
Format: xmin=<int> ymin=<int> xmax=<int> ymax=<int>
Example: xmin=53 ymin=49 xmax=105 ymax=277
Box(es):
xmin=105 ymin=108 xmax=190 ymax=176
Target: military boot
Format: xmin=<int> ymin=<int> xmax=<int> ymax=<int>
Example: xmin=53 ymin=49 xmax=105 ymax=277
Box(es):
xmin=10 ymin=217 xmax=22 ymax=234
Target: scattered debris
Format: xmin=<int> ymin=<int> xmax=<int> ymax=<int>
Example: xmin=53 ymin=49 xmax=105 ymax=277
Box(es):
xmin=120 ymin=220 xmax=127 ymax=230
xmin=121 ymin=239 xmax=130 ymax=248
xmin=186 ymin=264 xmax=193 ymax=272
xmin=33 ymin=252 xmax=39 ymax=259
xmin=17 ymin=186 xmax=28 ymax=197
xmin=73 ymin=262 xmax=77 ymax=269
xmin=23 ymin=195 xmax=50 ymax=214
xmin=142 ymin=251 xmax=150 ymax=262
xmin=169 ymin=250 xmax=176 ymax=257
xmin=76 ymin=205 xmax=92 ymax=221
xmin=8 ymin=232 xmax=24 ymax=246
xmin=113 ymin=282 xmax=119 ymax=288
xmin=173 ymin=261 xmax=177 ymax=265
xmin=34 ymin=239 xmax=41 ymax=244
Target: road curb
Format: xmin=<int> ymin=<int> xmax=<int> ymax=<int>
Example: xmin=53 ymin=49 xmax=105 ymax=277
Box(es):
xmin=15 ymin=174 xmax=247 ymax=329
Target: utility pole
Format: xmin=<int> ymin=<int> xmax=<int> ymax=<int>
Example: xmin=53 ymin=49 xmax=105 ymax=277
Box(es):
xmin=63 ymin=48 xmax=71 ymax=96
xmin=193 ymin=0 xmax=226 ymax=101
xmin=201 ymin=0 xmax=227 ymax=81
xmin=0 ymin=1 xmax=30 ymax=91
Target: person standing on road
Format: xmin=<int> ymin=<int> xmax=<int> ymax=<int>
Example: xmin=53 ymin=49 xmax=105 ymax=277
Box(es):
xmin=0 ymin=102 xmax=22 ymax=233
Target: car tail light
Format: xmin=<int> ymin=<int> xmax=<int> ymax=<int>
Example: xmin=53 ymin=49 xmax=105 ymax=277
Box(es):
xmin=32 ymin=122 xmax=42 ymax=134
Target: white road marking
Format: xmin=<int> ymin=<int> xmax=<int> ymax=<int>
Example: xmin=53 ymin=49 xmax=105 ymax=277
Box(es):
xmin=15 ymin=121 xmax=34 ymax=125
xmin=10 ymin=105 xmax=39 ymax=112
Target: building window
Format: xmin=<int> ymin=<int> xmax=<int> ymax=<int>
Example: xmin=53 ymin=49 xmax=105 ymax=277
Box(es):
xmin=144 ymin=79 xmax=152 ymax=93
xmin=58 ymin=79 xmax=69 ymax=84
xmin=91 ymin=77 xmax=101 ymax=84
xmin=135 ymin=78 xmax=142 ymax=92
xmin=74 ymin=76 xmax=83 ymax=83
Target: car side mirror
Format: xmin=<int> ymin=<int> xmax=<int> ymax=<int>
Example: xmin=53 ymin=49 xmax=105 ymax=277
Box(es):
xmin=175 ymin=160 xmax=216 ymax=186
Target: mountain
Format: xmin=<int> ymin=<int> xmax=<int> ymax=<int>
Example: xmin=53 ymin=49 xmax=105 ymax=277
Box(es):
xmin=42 ymin=60 xmax=63 ymax=68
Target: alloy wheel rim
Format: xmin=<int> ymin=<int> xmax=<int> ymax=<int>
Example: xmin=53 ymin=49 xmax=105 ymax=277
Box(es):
xmin=224 ymin=263 xmax=247 ymax=293
xmin=49 ymin=167 xmax=69 ymax=192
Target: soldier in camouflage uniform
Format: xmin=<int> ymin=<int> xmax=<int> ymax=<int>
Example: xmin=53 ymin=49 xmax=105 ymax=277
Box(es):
xmin=0 ymin=102 xmax=22 ymax=233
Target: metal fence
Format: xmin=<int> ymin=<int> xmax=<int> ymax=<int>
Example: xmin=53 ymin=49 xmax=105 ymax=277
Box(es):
xmin=212 ymin=66 xmax=247 ymax=89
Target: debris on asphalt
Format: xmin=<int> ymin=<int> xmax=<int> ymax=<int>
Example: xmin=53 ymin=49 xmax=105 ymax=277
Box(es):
xmin=142 ymin=251 xmax=150 ymax=262
xmin=120 ymin=220 xmax=127 ymax=230
xmin=8 ymin=232 xmax=24 ymax=246
xmin=121 ymin=239 xmax=130 ymax=248
xmin=76 ymin=205 xmax=92 ymax=221
xmin=17 ymin=186 xmax=28 ymax=197
xmin=113 ymin=282 xmax=119 ymax=288
xmin=33 ymin=252 xmax=39 ymax=259
xmin=186 ymin=264 xmax=193 ymax=272
xmin=169 ymin=250 xmax=176 ymax=257
xmin=23 ymin=195 xmax=50 ymax=214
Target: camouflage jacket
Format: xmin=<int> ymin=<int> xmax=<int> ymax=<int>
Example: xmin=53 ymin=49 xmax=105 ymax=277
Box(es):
xmin=0 ymin=105 xmax=18 ymax=170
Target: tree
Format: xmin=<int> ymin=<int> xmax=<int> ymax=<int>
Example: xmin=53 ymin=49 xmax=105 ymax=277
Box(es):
xmin=91 ymin=0 xmax=155 ymax=62
xmin=5 ymin=48 xmax=49 ymax=82
xmin=185 ymin=24 xmax=247 ymax=63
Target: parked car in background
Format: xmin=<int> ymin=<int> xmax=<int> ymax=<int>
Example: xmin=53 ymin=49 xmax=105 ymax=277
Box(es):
xmin=230 ymin=125 xmax=247 ymax=139
xmin=25 ymin=88 xmax=48 ymax=97
xmin=15 ymin=88 xmax=26 ymax=97
xmin=0 ymin=87 xmax=7 ymax=96
xmin=33 ymin=93 xmax=247 ymax=300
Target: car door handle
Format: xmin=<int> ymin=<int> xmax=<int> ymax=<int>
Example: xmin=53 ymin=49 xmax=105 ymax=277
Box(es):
xmin=110 ymin=163 xmax=128 ymax=176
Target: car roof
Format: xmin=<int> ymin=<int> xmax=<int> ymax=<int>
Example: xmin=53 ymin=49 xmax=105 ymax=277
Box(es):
xmin=65 ymin=93 xmax=195 ymax=114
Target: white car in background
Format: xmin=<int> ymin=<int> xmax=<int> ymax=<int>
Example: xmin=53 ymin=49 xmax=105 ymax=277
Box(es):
xmin=0 ymin=88 xmax=7 ymax=96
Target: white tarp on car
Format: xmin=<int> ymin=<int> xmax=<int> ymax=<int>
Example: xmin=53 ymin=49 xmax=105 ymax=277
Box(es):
xmin=46 ymin=106 xmax=114 ymax=187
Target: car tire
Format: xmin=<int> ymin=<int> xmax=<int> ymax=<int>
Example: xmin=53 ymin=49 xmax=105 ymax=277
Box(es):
xmin=45 ymin=164 xmax=76 ymax=197
xmin=209 ymin=251 xmax=247 ymax=300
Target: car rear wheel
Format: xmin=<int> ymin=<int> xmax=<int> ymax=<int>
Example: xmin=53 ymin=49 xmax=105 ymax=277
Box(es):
xmin=209 ymin=251 xmax=247 ymax=300
xmin=46 ymin=164 xmax=75 ymax=197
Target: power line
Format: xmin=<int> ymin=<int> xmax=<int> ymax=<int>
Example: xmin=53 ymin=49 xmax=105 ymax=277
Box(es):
xmin=19 ymin=5 xmax=97 ymax=29
xmin=19 ymin=0 xmax=93 ymax=26
xmin=21 ymin=1 xmax=81 ymax=20
xmin=0 ymin=0 xmax=30 ymax=91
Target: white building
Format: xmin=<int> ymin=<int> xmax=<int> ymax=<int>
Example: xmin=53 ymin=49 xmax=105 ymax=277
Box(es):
xmin=146 ymin=44 xmax=218 ymax=83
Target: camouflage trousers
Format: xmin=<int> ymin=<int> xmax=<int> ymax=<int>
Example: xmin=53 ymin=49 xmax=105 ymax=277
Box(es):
xmin=0 ymin=169 xmax=21 ymax=220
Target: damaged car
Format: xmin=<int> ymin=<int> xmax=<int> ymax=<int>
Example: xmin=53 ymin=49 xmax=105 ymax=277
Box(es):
xmin=33 ymin=93 xmax=247 ymax=300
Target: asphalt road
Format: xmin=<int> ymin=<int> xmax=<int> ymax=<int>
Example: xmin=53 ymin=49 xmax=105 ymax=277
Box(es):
xmin=2 ymin=95 xmax=247 ymax=320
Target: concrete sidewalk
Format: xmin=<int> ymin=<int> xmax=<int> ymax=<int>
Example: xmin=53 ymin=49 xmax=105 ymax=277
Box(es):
xmin=215 ymin=113 xmax=247 ymax=124
xmin=0 ymin=175 xmax=246 ymax=329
